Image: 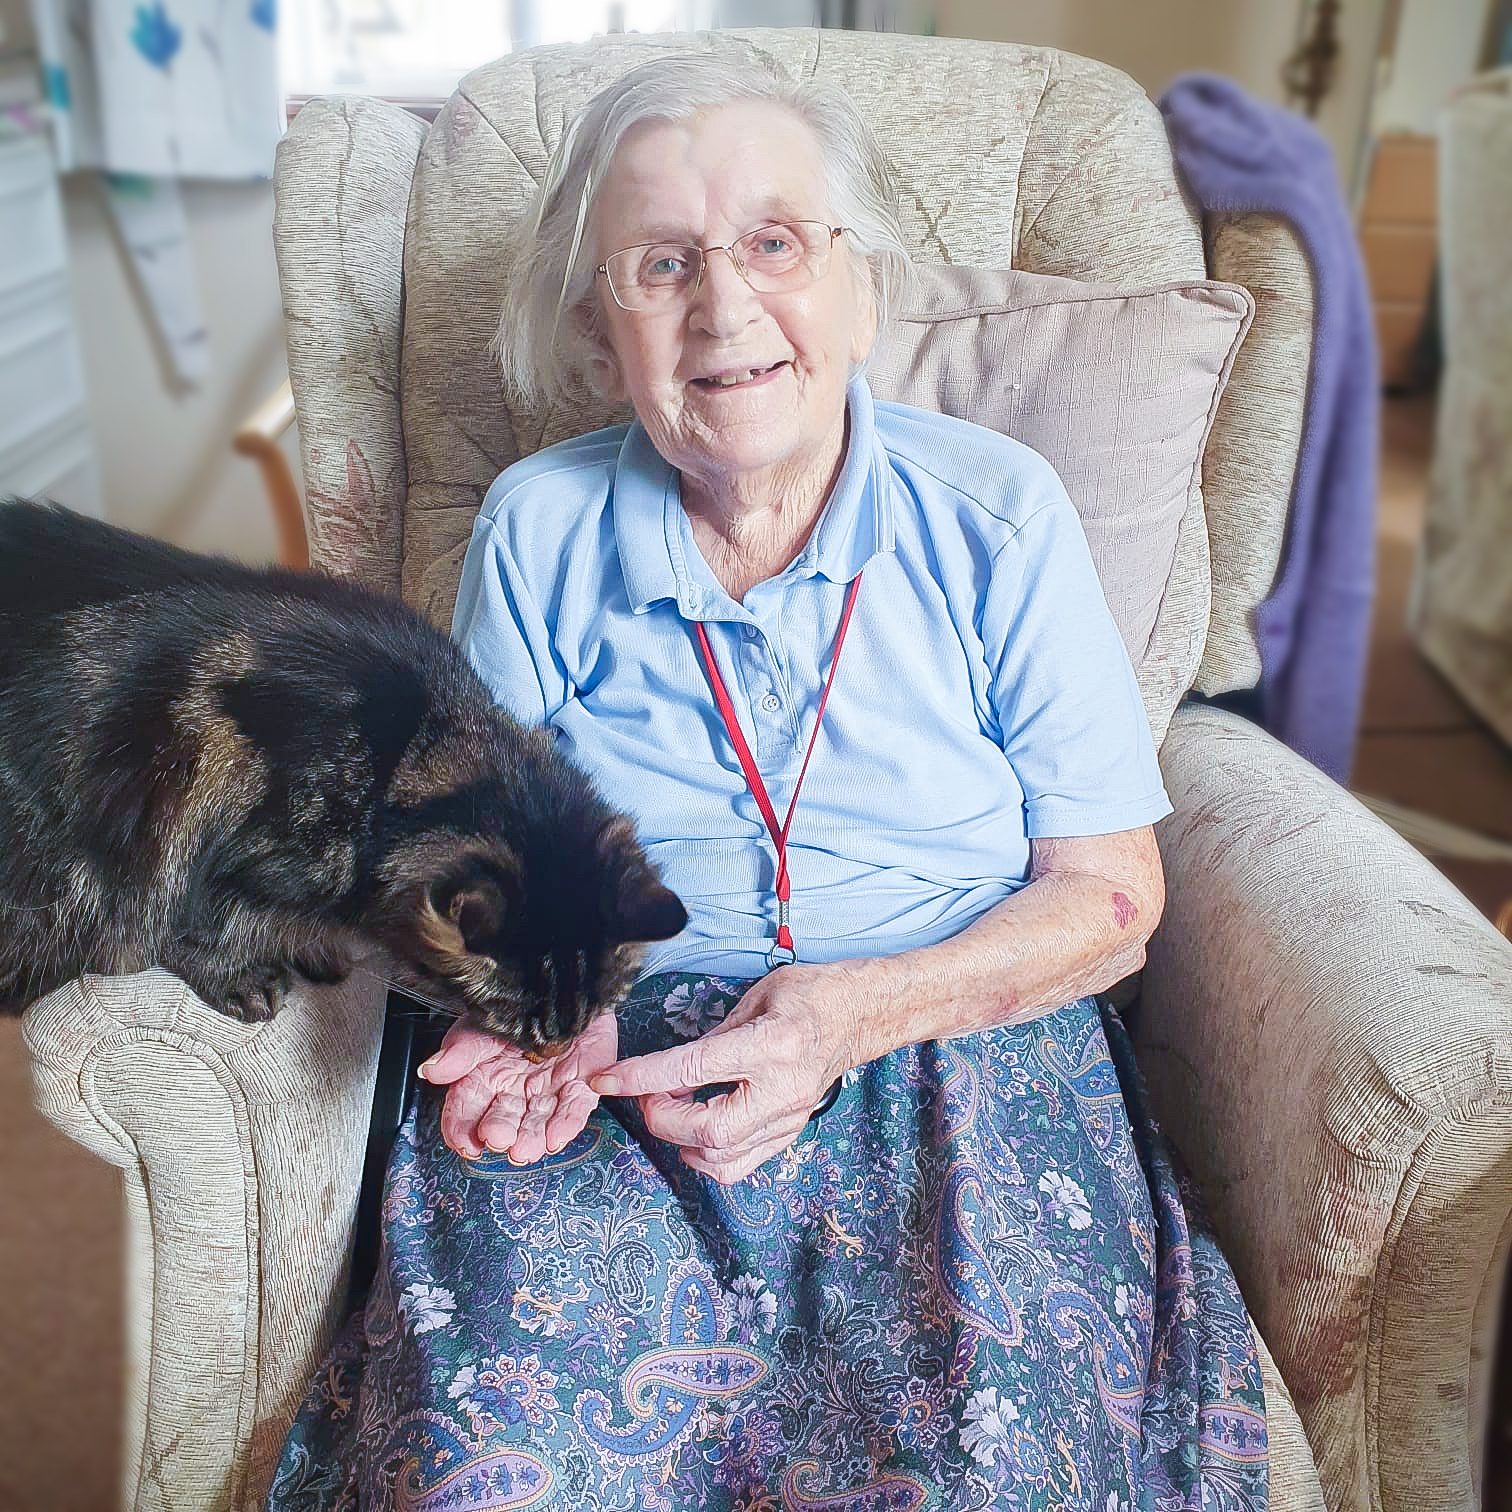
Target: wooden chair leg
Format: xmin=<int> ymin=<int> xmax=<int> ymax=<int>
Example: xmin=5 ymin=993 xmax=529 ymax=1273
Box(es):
xmin=234 ymin=378 xmax=308 ymax=569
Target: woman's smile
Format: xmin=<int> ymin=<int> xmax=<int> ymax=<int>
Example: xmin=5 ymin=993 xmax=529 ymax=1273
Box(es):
xmin=689 ymin=358 xmax=791 ymax=391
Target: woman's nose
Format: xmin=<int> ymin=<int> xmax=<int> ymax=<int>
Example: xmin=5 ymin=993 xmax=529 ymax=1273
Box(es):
xmin=689 ymin=246 xmax=762 ymax=336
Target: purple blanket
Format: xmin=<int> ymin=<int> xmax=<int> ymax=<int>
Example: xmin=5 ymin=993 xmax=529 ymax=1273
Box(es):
xmin=1160 ymin=74 xmax=1378 ymax=784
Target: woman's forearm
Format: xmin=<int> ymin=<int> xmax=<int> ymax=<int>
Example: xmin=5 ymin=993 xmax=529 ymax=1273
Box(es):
xmin=836 ymin=828 xmax=1164 ymax=1067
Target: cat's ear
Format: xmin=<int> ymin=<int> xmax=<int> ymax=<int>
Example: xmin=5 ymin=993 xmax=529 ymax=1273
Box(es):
xmin=610 ymin=876 xmax=687 ymax=944
xmin=597 ymin=817 xmax=688 ymax=943
xmin=424 ymin=866 xmax=512 ymax=958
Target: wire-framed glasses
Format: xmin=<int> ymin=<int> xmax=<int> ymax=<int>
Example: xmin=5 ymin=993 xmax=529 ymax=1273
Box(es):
xmin=596 ymin=221 xmax=845 ymax=312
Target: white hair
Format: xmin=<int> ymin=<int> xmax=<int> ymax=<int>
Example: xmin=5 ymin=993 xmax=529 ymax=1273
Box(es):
xmin=492 ymin=50 xmax=915 ymax=408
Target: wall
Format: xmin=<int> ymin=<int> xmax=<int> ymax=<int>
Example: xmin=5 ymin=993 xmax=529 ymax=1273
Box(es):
xmin=1372 ymin=0 xmax=1491 ymax=134
xmin=58 ymin=173 xmax=293 ymax=560
xmin=0 ymin=0 xmax=293 ymax=561
xmin=936 ymin=0 xmax=1304 ymax=101
xmin=933 ymin=0 xmax=1386 ymax=192
xmin=0 ymin=0 xmax=26 ymax=48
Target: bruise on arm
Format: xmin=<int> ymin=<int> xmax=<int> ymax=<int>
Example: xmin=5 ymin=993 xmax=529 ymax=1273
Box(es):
xmin=845 ymin=826 xmax=1166 ymax=1063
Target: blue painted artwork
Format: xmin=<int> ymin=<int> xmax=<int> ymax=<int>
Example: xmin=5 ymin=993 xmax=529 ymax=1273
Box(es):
xmin=250 ymin=0 xmax=276 ymax=33
xmin=42 ymin=62 xmax=70 ymax=111
xmin=130 ymin=3 xmax=183 ymax=71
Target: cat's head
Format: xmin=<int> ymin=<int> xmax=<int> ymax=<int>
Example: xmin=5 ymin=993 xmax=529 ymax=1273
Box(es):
xmin=373 ymin=772 xmax=686 ymax=1052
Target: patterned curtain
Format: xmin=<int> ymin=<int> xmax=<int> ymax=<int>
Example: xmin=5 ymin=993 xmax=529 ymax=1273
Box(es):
xmin=28 ymin=0 xmax=281 ymax=177
xmin=26 ymin=0 xmax=283 ymax=388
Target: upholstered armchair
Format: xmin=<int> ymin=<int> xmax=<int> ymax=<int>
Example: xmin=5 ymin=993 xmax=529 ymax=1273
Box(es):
xmin=22 ymin=29 xmax=1512 ymax=1512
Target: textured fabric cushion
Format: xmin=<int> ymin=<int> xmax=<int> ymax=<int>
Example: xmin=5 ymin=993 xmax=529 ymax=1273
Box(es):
xmin=1195 ymin=212 xmax=1314 ymax=697
xmin=867 ymin=264 xmax=1252 ymax=739
xmin=1255 ymin=1324 xmax=1328 ymax=1512
xmin=273 ymin=96 xmax=428 ymax=592
xmin=22 ymin=968 xmax=388 ymax=1509
xmin=1139 ymin=703 xmax=1512 ymax=1512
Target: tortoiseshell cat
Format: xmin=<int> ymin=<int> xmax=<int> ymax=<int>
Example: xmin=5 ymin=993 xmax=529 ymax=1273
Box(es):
xmin=0 ymin=499 xmax=685 ymax=1049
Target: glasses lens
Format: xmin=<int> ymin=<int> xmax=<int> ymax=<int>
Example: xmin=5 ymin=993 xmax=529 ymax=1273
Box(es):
xmin=606 ymin=243 xmax=699 ymax=309
xmin=603 ymin=224 xmax=836 ymax=309
xmin=736 ymin=222 xmax=830 ymax=289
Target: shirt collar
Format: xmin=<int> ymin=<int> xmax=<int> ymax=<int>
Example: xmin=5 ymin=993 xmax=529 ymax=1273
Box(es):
xmin=613 ymin=373 xmax=894 ymax=619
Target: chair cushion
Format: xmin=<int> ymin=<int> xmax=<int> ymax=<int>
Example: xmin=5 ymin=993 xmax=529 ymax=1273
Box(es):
xmin=867 ymin=264 xmax=1253 ymax=738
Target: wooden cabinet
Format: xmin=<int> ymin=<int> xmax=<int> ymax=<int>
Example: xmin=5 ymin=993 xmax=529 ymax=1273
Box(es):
xmin=1357 ymin=132 xmax=1439 ymax=389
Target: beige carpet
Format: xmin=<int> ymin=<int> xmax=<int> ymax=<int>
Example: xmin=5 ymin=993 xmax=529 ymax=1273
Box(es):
xmin=0 ymin=1018 xmax=122 ymax=1512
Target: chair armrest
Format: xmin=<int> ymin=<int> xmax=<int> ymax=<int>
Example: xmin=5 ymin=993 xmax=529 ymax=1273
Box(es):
xmin=1257 ymin=1323 xmax=1329 ymax=1512
xmin=23 ymin=968 xmax=386 ymax=1511
xmin=1137 ymin=704 xmax=1512 ymax=1512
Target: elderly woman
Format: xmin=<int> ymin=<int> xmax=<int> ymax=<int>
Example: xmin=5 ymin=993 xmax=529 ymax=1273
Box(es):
xmin=271 ymin=53 xmax=1267 ymax=1510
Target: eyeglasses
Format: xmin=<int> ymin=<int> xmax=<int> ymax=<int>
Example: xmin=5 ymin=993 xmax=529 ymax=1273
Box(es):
xmin=596 ymin=221 xmax=845 ymax=312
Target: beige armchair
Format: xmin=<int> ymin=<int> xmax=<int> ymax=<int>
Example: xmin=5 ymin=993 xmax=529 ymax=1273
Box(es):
xmin=21 ymin=29 xmax=1512 ymax=1512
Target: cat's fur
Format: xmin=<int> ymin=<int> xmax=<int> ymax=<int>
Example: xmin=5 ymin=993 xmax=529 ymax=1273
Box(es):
xmin=0 ymin=498 xmax=686 ymax=1049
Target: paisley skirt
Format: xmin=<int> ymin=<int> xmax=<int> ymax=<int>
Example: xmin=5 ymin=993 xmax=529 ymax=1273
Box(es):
xmin=268 ymin=974 xmax=1268 ymax=1511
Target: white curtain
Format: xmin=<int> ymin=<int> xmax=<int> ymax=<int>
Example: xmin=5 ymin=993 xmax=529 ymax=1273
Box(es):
xmin=27 ymin=0 xmax=283 ymax=388
xmin=29 ymin=0 xmax=282 ymax=178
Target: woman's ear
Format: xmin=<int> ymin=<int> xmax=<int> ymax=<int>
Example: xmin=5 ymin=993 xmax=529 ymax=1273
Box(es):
xmin=586 ymin=346 xmax=627 ymax=403
xmin=578 ymin=302 xmax=627 ymax=402
xmin=848 ymin=259 xmax=880 ymax=367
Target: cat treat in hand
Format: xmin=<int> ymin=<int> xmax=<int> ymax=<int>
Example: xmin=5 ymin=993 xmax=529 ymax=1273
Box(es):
xmin=0 ymin=498 xmax=686 ymax=1050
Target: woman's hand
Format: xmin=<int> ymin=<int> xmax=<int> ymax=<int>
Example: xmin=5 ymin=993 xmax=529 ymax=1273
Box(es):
xmin=590 ymin=964 xmax=861 ymax=1184
xmin=420 ymin=1011 xmax=619 ymax=1163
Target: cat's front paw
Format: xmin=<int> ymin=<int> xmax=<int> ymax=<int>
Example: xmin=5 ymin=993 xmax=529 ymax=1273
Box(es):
xmin=215 ymin=966 xmax=293 ymax=1023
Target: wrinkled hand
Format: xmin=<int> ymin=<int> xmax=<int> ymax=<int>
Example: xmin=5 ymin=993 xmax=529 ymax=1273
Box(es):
xmin=590 ymin=964 xmax=857 ymax=1184
xmin=421 ymin=1011 xmax=619 ymax=1163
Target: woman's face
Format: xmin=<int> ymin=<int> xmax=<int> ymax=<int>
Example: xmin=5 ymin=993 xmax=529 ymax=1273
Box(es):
xmin=588 ymin=101 xmax=877 ymax=490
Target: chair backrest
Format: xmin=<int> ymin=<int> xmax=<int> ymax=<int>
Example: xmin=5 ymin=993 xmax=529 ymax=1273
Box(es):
xmin=273 ymin=27 xmax=1313 ymax=729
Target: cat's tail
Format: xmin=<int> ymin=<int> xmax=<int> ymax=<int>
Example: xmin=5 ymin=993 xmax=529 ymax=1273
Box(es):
xmin=0 ymin=496 xmax=247 ymax=622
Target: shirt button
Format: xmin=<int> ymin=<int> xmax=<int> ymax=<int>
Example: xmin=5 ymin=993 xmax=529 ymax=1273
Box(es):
xmin=760 ymin=693 xmax=782 ymax=713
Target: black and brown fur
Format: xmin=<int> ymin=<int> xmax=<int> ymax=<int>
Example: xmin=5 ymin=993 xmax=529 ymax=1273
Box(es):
xmin=0 ymin=499 xmax=685 ymax=1048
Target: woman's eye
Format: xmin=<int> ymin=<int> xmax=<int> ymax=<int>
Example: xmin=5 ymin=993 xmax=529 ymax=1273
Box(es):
xmin=755 ymin=236 xmax=790 ymax=256
xmin=645 ymin=253 xmax=688 ymax=280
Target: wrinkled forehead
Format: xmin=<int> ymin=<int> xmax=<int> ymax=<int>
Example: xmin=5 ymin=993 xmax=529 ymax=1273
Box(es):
xmin=591 ymin=100 xmax=830 ymax=253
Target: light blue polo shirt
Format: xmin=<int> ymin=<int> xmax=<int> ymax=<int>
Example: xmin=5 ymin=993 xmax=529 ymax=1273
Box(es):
xmin=452 ymin=375 xmax=1171 ymax=982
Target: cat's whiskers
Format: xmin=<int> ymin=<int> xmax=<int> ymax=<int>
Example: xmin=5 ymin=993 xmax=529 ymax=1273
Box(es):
xmin=350 ymin=963 xmax=465 ymax=1022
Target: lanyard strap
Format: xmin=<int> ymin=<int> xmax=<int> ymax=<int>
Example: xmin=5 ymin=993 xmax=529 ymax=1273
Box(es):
xmin=693 ymin=572 xmax=863 ymax=966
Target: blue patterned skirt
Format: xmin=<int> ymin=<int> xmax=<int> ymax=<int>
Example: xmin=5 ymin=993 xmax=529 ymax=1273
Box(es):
xmin=269 ymin=974 xmax=1267 ymax=1510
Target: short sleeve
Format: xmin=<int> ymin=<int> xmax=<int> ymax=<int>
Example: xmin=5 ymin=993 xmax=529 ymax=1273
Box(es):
xmin=450 ymin=516 xmax=571 ymax=726
xmin=980 ymin=481 xmax=1172 ymax=837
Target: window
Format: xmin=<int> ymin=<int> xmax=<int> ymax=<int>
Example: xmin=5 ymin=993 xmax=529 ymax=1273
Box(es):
xmin=279 ymin=0 xmax=735 ymax=100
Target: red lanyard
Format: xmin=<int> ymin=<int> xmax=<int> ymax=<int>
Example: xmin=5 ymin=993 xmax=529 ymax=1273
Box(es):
xmin=693 ymin=573 xmax=863 ymax=967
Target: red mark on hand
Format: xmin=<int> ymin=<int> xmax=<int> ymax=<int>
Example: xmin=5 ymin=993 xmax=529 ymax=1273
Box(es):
xmin=1111 ymin=892 xmax=1138 ymax=930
